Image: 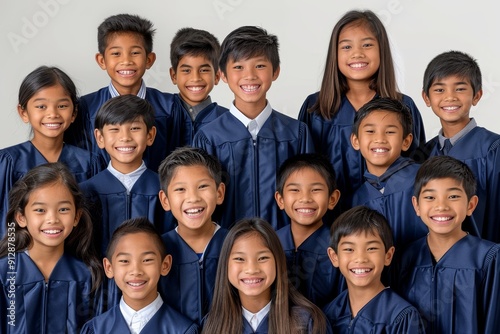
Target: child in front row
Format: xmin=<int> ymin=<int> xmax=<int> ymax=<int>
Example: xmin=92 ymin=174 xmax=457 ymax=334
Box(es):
xmin=193 ymin=25 xmax=314 ymax=230
xmin=393 ymin=156 xmax=500 ymax=333
xmin=324 ymin=206 xmax=425 ymax=333
xmin=0 ymin=163 xmax=102 ymax=333
xmin=202 ymin=218 xmax=330 ymax=334
xmin=81 ymin=217 xmax=199 ymax=334
xmin=275 ymin=153 xmax=344 ymax=308
xmin=158 ymin=146 xmax=227 ymax=325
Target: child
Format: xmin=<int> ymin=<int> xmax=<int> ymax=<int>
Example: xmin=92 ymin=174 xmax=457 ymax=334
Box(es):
xmin=324 ymin=206 xmax=425 ymax=333
xmin=0 ymin=66 xmax=103 ymax=237
xmin=274 ymin=153 xmax=344 ymax=308
xmin=80 ymin=217 xmax=199 ymax=333
xmin=0 ymin=162 xmax=102 ymax=333
xmin=65 ymin=13 xmax=185 ymax=172
xmin=393 ymin=156 xmax=500 ymax=333
xmin=420 ymin=50 xmax=500 ymax=242
xmin=202 ymin=218 xmax=330 ymax=334
xmin=298 ymin=10 xmax=426 ymax=218
xmin=168 ymin=27 xmax=228 ymax=142
xmin=193 ymin=25 xmax=314 ymax=230
xmin=350 ymin=98 xmax=428 ymax=248
xmin=157 ymin=146 xmax=227 ymax=325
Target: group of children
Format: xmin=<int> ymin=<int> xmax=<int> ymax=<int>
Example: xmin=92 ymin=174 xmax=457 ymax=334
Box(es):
xmin=1 ymin=7 xmax=500 ymax=334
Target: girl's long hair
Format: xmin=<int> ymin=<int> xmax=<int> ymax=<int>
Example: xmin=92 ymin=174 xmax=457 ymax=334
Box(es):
xmin=202 ymin=218 xmax=327 ymax=334
xmin=311 ymin=9 xmax=401 ymax=119
xmin=0 ymin=162 xmax=102 ymax=292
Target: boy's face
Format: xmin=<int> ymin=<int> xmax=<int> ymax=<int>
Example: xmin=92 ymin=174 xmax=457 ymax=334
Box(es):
xmin=412 ymin=177 xmax=478 ymax=239
xmin=220 ymin=56 xmax=279 ymax=118
xmin=159 ymin=165 xmax=225 ymax=234
xmin=422 ymin=75 xmax=482 ymax=134
xmin=275 ymin=167 xmax=340 ymax=229
xmin=94 ymin=118 xmax=156 ymax=174
xmin=170 ymin=55 xmax=220 ymax=107
xmin=96 ymin=32 xmax=156 ymax=95
xmin=351 ymin=110 xmax=412 ymax=177
xmin=327 ymin=231 xmax=394 ymax=292
xmin=103 ymin=232 xmax=171 ymax=311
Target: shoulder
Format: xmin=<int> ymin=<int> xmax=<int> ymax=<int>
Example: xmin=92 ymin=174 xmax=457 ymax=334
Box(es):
xmin=79 ymin=87 xmax=109 ymax=105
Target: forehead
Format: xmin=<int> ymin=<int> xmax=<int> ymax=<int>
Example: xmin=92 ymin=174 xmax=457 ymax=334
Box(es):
xmin=420 ymin=177 xmax=464 ymax=192
xmin=339 ymin=230 xmax=382 ymax=244
xmin=28 ymin=182 xmax=73 ymax=203
xmin=361 ymin=110 xmax=401 ymax=125
xmin=105 ymin=32 xmax=146 ymax=49
xmin=178 ymin=54 xmax=213 ymax=65
xmin=113 ymin=232 xmax=160 ymax=255
xmin=232 ymin=233 xmax=269 ymax=251
xmin=285 ymin=167 xmax=327 ymax=184
xmin=339 ymin=22 xmax=376 ymax=40
xmin=431 ymin=74 xmax=472 ymax=86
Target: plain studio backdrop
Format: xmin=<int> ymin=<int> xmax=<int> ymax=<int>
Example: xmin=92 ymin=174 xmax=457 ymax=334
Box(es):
xmin=1 ymin=0 xmax=499 ymax=148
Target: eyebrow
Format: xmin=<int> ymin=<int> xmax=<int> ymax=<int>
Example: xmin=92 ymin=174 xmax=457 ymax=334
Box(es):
xmin=285 ymin=182 xmax=326 ymax=187
xmin=338 ymin=36 xmax=376 ymax=44
xmin=32 ymin=97 xmax=71 ymax=102
xmin=339 ymin=240 xmax=383 ymax=246
xmin=115 ymin=251 xmax=158 ymax=257
xmin=231 ymin=250 xmax=272 ymax=256
xmin=362 ymin=123 xmax=399 ymax=128
xmin=421 ymin=187 xmax=464 ymax=194
xmin=431 ymin=81 xmax=469 ymax=86
xmin=30 ymin=200 xmax=73 ymax=206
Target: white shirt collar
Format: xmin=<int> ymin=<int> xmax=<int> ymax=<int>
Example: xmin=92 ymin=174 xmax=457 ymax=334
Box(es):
xmin=108 ymin=80 xmax=147 ymax=99
xmin=119 ymin=293 xmax=163 ymax=334
xmin=229 ymin=101 xmax=272 ymax=137
xmin=242 ymin=301 xmax=271 ymax=331
xmin=107 ymin=161 xmax=147 ymax=193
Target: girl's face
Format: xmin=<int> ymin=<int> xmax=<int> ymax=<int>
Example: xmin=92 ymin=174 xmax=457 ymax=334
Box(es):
xmin=228 ymin=233 xmax=276 ymax=311
xmin=18 ymin=84 xmax=76 ymax=143
xmin=16 ymin=182 xmax=81 ymax=254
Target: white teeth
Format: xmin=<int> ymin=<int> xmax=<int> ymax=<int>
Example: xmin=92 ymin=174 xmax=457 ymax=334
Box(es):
xmin=433 ymin=216 xmax=452 ymax=221
xmin=372 ymin=148 xmax=388 ymax=153
xmin=44 ymin=123 xmax=61 ymax=128
xmin=442 ymin=106 xmax=459 ymax=111
xmin=243 ymin=278 xmax=262 ymax=284
xmin=185 ymin=208 xmax=203 ymax=214
xmin=297 ymin=209 xmax=314 ymax=213
xmin=43 ymin=229 xmax=61 ymax=234
xmin=350 ymin=63 xmax=367 ymax=68
xmin=351 ymin=268 xmax=371 ymax=274
xmin=118 ymin=70 xmax=135 ymax=75
xmin=241 ymin=85 xmax=259 ymax=92
xmin=116 ymin=147 xmax=134 ymax=152
xmin=187 ymin=86 xmax=204 ymax=92
xmin=128 ymin=281 xmax=146 ymax=287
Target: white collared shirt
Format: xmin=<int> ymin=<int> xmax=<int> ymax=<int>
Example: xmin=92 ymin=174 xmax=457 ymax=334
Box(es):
xmin=108 ymin=80 xmax=147 ymax=99
xmin=119 ymin=293 xmax=163 ymax=334
xmin=229 ymin=101 xmax=272 ymax=140
xmin=107 ymin=161 xmax=147 ymax=194
xmin=242 ymin=301 xmax=271 ymax=331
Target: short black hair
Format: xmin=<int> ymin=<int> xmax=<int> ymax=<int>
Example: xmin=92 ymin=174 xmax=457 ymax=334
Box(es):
xmin=94 ymin=94 xmax=155 ymax=131
xmin=219 ymin=26 xmax=279 ymax=76
xmin=97 ymin=13 xmax=156 ymax=54
xmin=170 ymin=27 xmax=221 ymax=73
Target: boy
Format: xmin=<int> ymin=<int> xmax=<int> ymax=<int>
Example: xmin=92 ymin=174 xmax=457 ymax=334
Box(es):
xmin=193 ymin=25 xmax=314 ymax=230
xmin=324 ymin=206 xmax=425 ymax=333
xmin=81 ymin=217 xmax=199 ymax=333
xmin=393 ymin=156 xmax=500 ymax=333
xmin=274 ymin=153 xmax=344 ymax=308
xmin=350 ymin=98 xmax=428 ymax=249
xmin=157 ymin=146 xmax=227 ymax=325
xmin=80 ymin=95 xmax=175 ymax=310
xmin=420 ymin=50 xmax=500 ymax=242
xmin=167 ymin=27 xmax=228 ymax=143
xmin=65 ymin=13 xmax=185 ymax=172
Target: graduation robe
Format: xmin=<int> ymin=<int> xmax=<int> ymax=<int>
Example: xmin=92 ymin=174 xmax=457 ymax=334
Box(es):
xmin=0 ymin=252 xmax=93 ymax=334
xmin=0 ymin=141 xmax=103 ymax=237
xmin=276 ymin=224 xmax=345 ymax=308
xmin=64 ymin=87 xmax=187 ymax=173
xmin=80 ymin=301 xmax=199 ymax=334
xmin=351 ymin=157 xmax=428 ymax=249
xmin=298 ymin=93 xmax=426 ymax=218
xmin=394 ymin=234 xmax=500 ymax=333
xmin=322 ymin=287 xmax=425 ymax=334
xmin=193 ymin=110 xmax=314 ymax=230
xmin=159 ymin=227 xmax=228 ymax=324
xmin=423 ymin=126 xmax=500 ymax=242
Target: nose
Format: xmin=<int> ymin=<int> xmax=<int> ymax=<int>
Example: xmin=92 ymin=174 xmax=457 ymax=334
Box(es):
xmin=45 ymin=210 xmax=59 ymax=224
xmin=243 ymin=67 xmax=257 ymax=80
xmin=186 ymin=188 xmax=201 ymax=203
xmin=130 ymin=260 xmax=144 ymax=276
xmin=434 ymin=198 xmax=450 ymax=211
xmin=299 ymin=192 xmax=313 ymax=203
xmin=353 ymin=250 xmax=368 ymax=263
xmin=244 ymin=259 xmax=260 ymax=274
xmin=118 ymin=128 xmax=132 ymax=141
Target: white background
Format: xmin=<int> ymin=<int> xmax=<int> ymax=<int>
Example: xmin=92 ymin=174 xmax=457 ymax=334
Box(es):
xmin=1 ymin=0 xmax=499 ymax=148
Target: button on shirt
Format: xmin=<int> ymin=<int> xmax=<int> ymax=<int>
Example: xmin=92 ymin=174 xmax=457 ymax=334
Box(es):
xmin=120 ymin=293 xmax=163 ymax=334
xmin=229 ymin=101 xmax=273 ymax=141
xmin=107 ymin=161 xmax=147 ymax=194
xmin=242 ymin=301 xmax=271 ymax=331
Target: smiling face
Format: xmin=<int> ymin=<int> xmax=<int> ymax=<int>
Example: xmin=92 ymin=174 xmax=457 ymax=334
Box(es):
xmin=412 ymin=177 xmax=478 ymax=239
xmin=96 ymin=32 xmax=156 ymax=95
xmin=103 ymin=232 xmax=171 ymax=311
xmin=351 ymin=110 xmax=412 ymax=176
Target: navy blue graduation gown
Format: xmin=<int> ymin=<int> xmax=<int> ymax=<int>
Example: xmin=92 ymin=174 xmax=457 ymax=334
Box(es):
xmin=394 ymin=234 xmax=500 ymax=333
xmin=80 ymin=301 xmax=199 ymax=334
xmin=0 ymin=141 xmax=103 ymax=237
xmin=298 ymin=93 xmax=426 ymax=219
xmin=351 ymin=157 xmax=428 ymax=249
xmin=241 ymin=306 xmax=322 ymax=334
xmin=323 ymin=287 xmax=425 ymax=334
xmin=159 ymin=227 xmax=228 ymax=324
xmin=193 ymin=110 xmax=314 ymax=230
xmin=0 ymin=252 xmax=93 ymax=334
xmin=276 ymin=224 xmax=345 ymax=308
xmin=423 ymin=127 xmax=500 ymax=242
xmin=65 ymin=87 xmax=187 ymax=173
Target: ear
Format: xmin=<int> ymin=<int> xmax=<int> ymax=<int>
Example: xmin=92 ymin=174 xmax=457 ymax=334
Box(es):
xmin=472 ymin=89 xmax=483 ymax=106
xmin=15 ymin=211 xmax=27 ymax=228
xmin=161 ymin=254 xmax=172 ymax=276
xmin=327 ymin=247 xmax=339 ymax=268
xmin=94 ymin=129 xmax=106 ymax=149
xmin=328 ymin=189 xmax=341 ymax=210
xmin=220 ymin=70 xmax=228 ymax=84
xmin=272 ymin=66 xmax=280 ymax=81
xmin=169 ymin=67 xmax=177 ymax=85
xmin=214 ymin=69 xmax=221 ymax=85
xmin=159 ymin=190 xmax=171 ymax=211
xmin=146 ymin=52 xmax=156 ymax=70
xmin=73 ymin=209 xmax=82 ymax=227
xmin=384 ymin=246 xmax=395 ymax=266
xmin=18 ymin=105 xmax=29 ymax=123
xmin=95 ymin=53 xmax=107 ymax=70
xmin=401 ymin=133 xmax=413 ymax=152
xmin=422 ymin=90 xmax=431 ymax=107
xmin=146 ymin=126 xmax=156 ymax=147
xmin=71 ymin=104 xmax=78 ymax=123
xmin=216 ymin=182 xmax=225 ymax=205
xmin=350 ymin=133 xmax=360 ymax=151
xmin=103 ymin=258 xmax=114 ymax=279
xmin=274 ymin=191 xmax=285 ymax=210
xmin=466 ymin=195 xmax=479 ymax=216
xmin=412 ymin=196 xmax=421 ymax=216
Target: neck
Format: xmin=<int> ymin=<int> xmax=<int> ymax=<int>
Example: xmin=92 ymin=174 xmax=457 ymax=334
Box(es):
xmin=290 ymin=221 xmax=322 ymax=249
xmin=110 ymin=160 xmax=143 ymax=174
xmin=30 ymin=136 xmax=64 ymax=162
xmin=28 ymin=243 xmax=64 ymax=281
xmin=234 ymin=99 xmax=267 ymax=120
xmin=441 ymin=118 xmax=471 ymax=138
xmin=177 ymin=222 xmax=215 ymax=253
xmin=347 ymin=281 xmax=385 ymax=318
xmin=427 ymin=230 xmax=467 ymax=260
xmin=240 ymin=293 xmax=270 ymax=314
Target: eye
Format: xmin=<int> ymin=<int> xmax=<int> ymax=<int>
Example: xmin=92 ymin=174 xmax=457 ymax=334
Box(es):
xmin=422 ymin=196 xmax=435 ymax=201
xmin=57 ymin=104 xmax=70 ymax=109
xmin=35 ymin=105 xmax=47 ymax=110
xmin=143 ymin=258 xmax=154 ymax=263
xmin=173 ymin=187 xmax=185 ymax=192
xmin=256 ymin=64 xmax=266 ymax=69
xmin=367 ymin=247 xmax=379 ymax=251
xmin=110 ymin=52 xmax=120 ymax=56
xmin=342 ymin=248 xmax=353 ymax=253
xmin=287 ymin=188 xmax=299 ymax=193
xmin=433 ymin=88 xmax=444 ymax=93
xmin=198 ymin=184 xmax=210 ymax=189
xmin=232 ymin=65 xmax=243 ymax=70
xmin=118 ymin=259 xmax=129 ymax=264
xmin=232 ymin=257 xmax=244 ymax=262
xmin=59 ymin=207 xmax=71 ymax=213
xmin=33 ymin=208 xmax=45 ymax=213
xmin=200 ymin=68 xmax=211 ymax=73
xmin=363 ymin=43 xmax=374 ymax=48
xmin=448 ymin=194 xmax=461 ymax=199
xmin=181 ymin=69 xmax=190 ymax=73
xmin=365 ymin=129 xmax=375 ymax=134
xmin=258 ymin=256 xmax=270 ymax=262
xmin=340 ymin=45 xmax=351 ymax=50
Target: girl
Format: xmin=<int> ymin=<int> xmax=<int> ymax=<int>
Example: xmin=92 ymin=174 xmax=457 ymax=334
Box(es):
xmin=202 ymin=218 xmax=329 ymax=334
xmin=0 ymin=66 xmax=104 ymax=237
xmin=0 ymin=162 xmax=103 ymax=334
xmin=298 ymin=10 xmax=426 ymax=217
